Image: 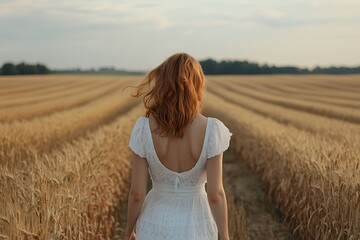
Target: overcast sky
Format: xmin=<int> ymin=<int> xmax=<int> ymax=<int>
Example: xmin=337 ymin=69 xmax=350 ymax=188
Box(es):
xmin=0 ymin=0 xmax=359 ymax=70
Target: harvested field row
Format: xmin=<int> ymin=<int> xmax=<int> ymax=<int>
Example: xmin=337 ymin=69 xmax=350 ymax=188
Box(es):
xmin=220 ymin=148 xmax=290 ymax=239
xmin=239 ymin=81 xmax=360 ymax=109
xmin=204 ymin=90 xmax=360 ymax=239
xmin=0 ymin=103 xmax=145 ymax=240
xmin=305 ymin=81 xmax=360 ymax=93
xmin=210 ymin=78 xmax=360 ymax=124
xmin=0 ymin=80 xmax=132 ymax=122
xmin=0 ymin=77 xmax=78 ymax=96
xmin=207 ymin=80 xmax=360 ymax=146
xmin=0 ymin=89 xmax=139 ymax=165
xmin=233 ymin=75 xmax=360 ymax=98
xmin=0 ymin=79 xmax=110 ymax=108
xmin=247 ymin=74 xmax=360 ymax=86
xmin=278 ymin=83 xmax=360 ymax=101
xmin=328 ymin=81 xmax=360 ymax=89
xmin=281 ymin=81 xmax=360 ymax=100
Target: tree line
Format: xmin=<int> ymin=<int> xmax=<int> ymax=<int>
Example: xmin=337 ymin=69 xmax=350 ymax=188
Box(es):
xmin=1 ymin=60 xmax=360 ymax=76
xmin=0 ymin=62 xmax=51 ymax=75
xmin=199 ymin=59 xmax=360 ymax=75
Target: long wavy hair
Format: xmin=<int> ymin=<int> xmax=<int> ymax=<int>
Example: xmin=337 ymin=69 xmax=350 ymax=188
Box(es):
xmin=128 ymin=53 xmax=205 ymax=138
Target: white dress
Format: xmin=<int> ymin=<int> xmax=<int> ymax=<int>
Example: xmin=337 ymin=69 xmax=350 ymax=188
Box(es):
xmin=128 ymin=116 xmax=233 ymax=240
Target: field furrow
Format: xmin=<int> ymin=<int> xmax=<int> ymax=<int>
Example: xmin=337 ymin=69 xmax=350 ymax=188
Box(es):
xmin=0 ymin=80 xmax=131 ymax=122
xmin=0 ymin=103 xmax=144 ymax=239
xmin=282 ymin=81 xmax=360 ymax=99
xmin=210 ymin=78 xmax=360 ymax=124
xmin=207 ymin=81 xmax=360 ymax=146
xmin=255 ymin=74 xmax=360 ymax=92
xmin=221 ymin=147 xmax=291 ymax=239
xmin=0 ymin=76 xmax=62 ymax=89
xmin=254 ymin=81 xmax=360 ymax=102
xmin=204 ymin=91 xmax=360 ymax=239
xmin=282 ymin=78 xmax=359 ymax=96
xmin=0 ymin=87 xmax=140 ymax=165
xmin=0 ymin=79 xmax=108 ymax=108
xmin=208 ymin=75 xmax=360 ymax=101
xmin=327 ymin=80 xmax=360 ymax=89
xmin=306 ymin=80 xmax=360 ymax=93
xmin=0 ymin=77 xmax=78 ymax=96
xmin=242 ymin=81 xmax=360 ymax=109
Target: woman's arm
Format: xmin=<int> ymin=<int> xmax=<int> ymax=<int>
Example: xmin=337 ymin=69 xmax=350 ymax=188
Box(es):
xmin=124 ymin=153 xmax=148 ymax=239
xmin=206 ymin=152 xmax=230 ymax=240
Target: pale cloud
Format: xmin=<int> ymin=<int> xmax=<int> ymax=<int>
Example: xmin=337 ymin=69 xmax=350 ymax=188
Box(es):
xmin=0 ymin=0 xmax=359 ymax=69
xmin=0 ymin=0 xmax=45 ymax=16
xmin=0 ymin=0 xmax=171 ymax=30
xmin=309 ymin=0 xmax=360 ymax=7
xmin=260 ymin=8 xmax=289 ymax=20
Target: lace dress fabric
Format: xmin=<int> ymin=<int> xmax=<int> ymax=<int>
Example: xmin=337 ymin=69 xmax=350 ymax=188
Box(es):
xmin=128 ymin=116 xmax=232 ymax=240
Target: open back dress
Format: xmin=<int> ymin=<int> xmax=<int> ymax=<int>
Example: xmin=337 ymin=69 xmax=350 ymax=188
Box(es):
xmin=128 ymin=116 xmax=233 ymax=240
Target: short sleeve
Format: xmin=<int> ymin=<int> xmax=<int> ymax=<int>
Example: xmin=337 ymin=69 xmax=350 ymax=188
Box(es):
xmin=207 ymin=118 xmax=233 ymax=159
xmin=128 ymin=116 xmax=147 ymax=158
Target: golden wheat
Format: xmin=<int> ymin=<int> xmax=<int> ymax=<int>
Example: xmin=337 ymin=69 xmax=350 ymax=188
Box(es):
xmin=233 ymin=80 xmax=360 ymax=109
xmin=0 ymin=103 xmax=144 ymax=239
xmin=0 ymin=78 xmax=104 ymax=108
xmin=2 ymin=74 xmax=357 ymax=240
xmin=0 ymin=78 xmax=136 ymax=122
xmin=219 ymin=79 xmax=360 ymax=124
xmin=208 ymin=79 xmax=360 ymax=146
xmin=204 ymin=81 xmax=360 ymax=240
xmin=0 ymin=75 xmax=146 ymax=239
xmin=0 ymin=86 xmax=139 ymax=164
xmin=0 ymin=75 xmax=76 ymax=96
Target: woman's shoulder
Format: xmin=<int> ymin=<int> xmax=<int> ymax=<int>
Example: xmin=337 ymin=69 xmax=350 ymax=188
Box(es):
xmin=206 ymin=117 xmax=233 ymax=158
xmin=131 ymin=116 xmax=148 ymax=131
xmin=206 ymin=117 xmax=232 ymax=143
xmin=207 ymin=117 xmax=228 ymax=130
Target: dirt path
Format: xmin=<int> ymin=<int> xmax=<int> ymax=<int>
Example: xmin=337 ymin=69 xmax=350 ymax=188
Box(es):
xmin=223 ymin=147 xmax=298 ymax=240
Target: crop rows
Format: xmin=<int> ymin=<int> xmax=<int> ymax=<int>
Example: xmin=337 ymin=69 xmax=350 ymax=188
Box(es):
xmin=1 ymin=74 xmax=358 ymax=239
xmin=216 ymin=79 xmax=360 ymax=124
xmin=0 ymin=77 xmax=135 ymax=122
xmin=208 ymin=79 xmax=360 ymax=147
xmin=0 ymin=102 xmax=144 ymax=239
xmin=0 ymin=78 xmax=104 ymax=108
xmin=0 ymin=88 xmax=139 ymax=166
xmin=0 ymin=75 xmax=146 ymax=239
xmin=236 ymin=81 xmax=360 ymax=109
xmin=205 ymin=75 xmax=360 ymax=240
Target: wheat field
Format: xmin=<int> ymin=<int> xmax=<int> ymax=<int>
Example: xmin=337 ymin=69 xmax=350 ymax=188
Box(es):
xmin=0 ymin=74 xmax=359 ymax=239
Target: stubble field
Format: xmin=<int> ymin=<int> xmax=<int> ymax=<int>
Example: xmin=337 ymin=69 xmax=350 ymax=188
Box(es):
xmin=0 ymin=74 xmax=359 ymax=240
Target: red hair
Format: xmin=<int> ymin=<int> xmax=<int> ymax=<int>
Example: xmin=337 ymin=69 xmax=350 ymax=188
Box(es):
xmin=129 ymin=53 xmax=205 ymax=138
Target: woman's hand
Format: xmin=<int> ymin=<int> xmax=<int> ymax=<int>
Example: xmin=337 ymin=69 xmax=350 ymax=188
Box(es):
xmin=125 ymin=231 xmax=136 ymax=240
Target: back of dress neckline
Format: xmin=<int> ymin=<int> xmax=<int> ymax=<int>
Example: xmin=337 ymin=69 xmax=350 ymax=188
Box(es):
xmin=145 ymin=117 xmax=211 ymax=175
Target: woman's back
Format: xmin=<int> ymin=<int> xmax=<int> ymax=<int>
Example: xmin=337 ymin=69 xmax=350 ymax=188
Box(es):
xmin=148 ymin=113 xmax=208 ymax=173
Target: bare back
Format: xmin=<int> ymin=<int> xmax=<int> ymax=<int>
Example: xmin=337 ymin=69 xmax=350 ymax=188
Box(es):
xmin=148 ymin=113 xmax=208 ymax=173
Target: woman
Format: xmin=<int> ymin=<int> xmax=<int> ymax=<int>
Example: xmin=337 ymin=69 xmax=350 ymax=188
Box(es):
xmin=125 ymin=53 xmax=232 ymax=240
